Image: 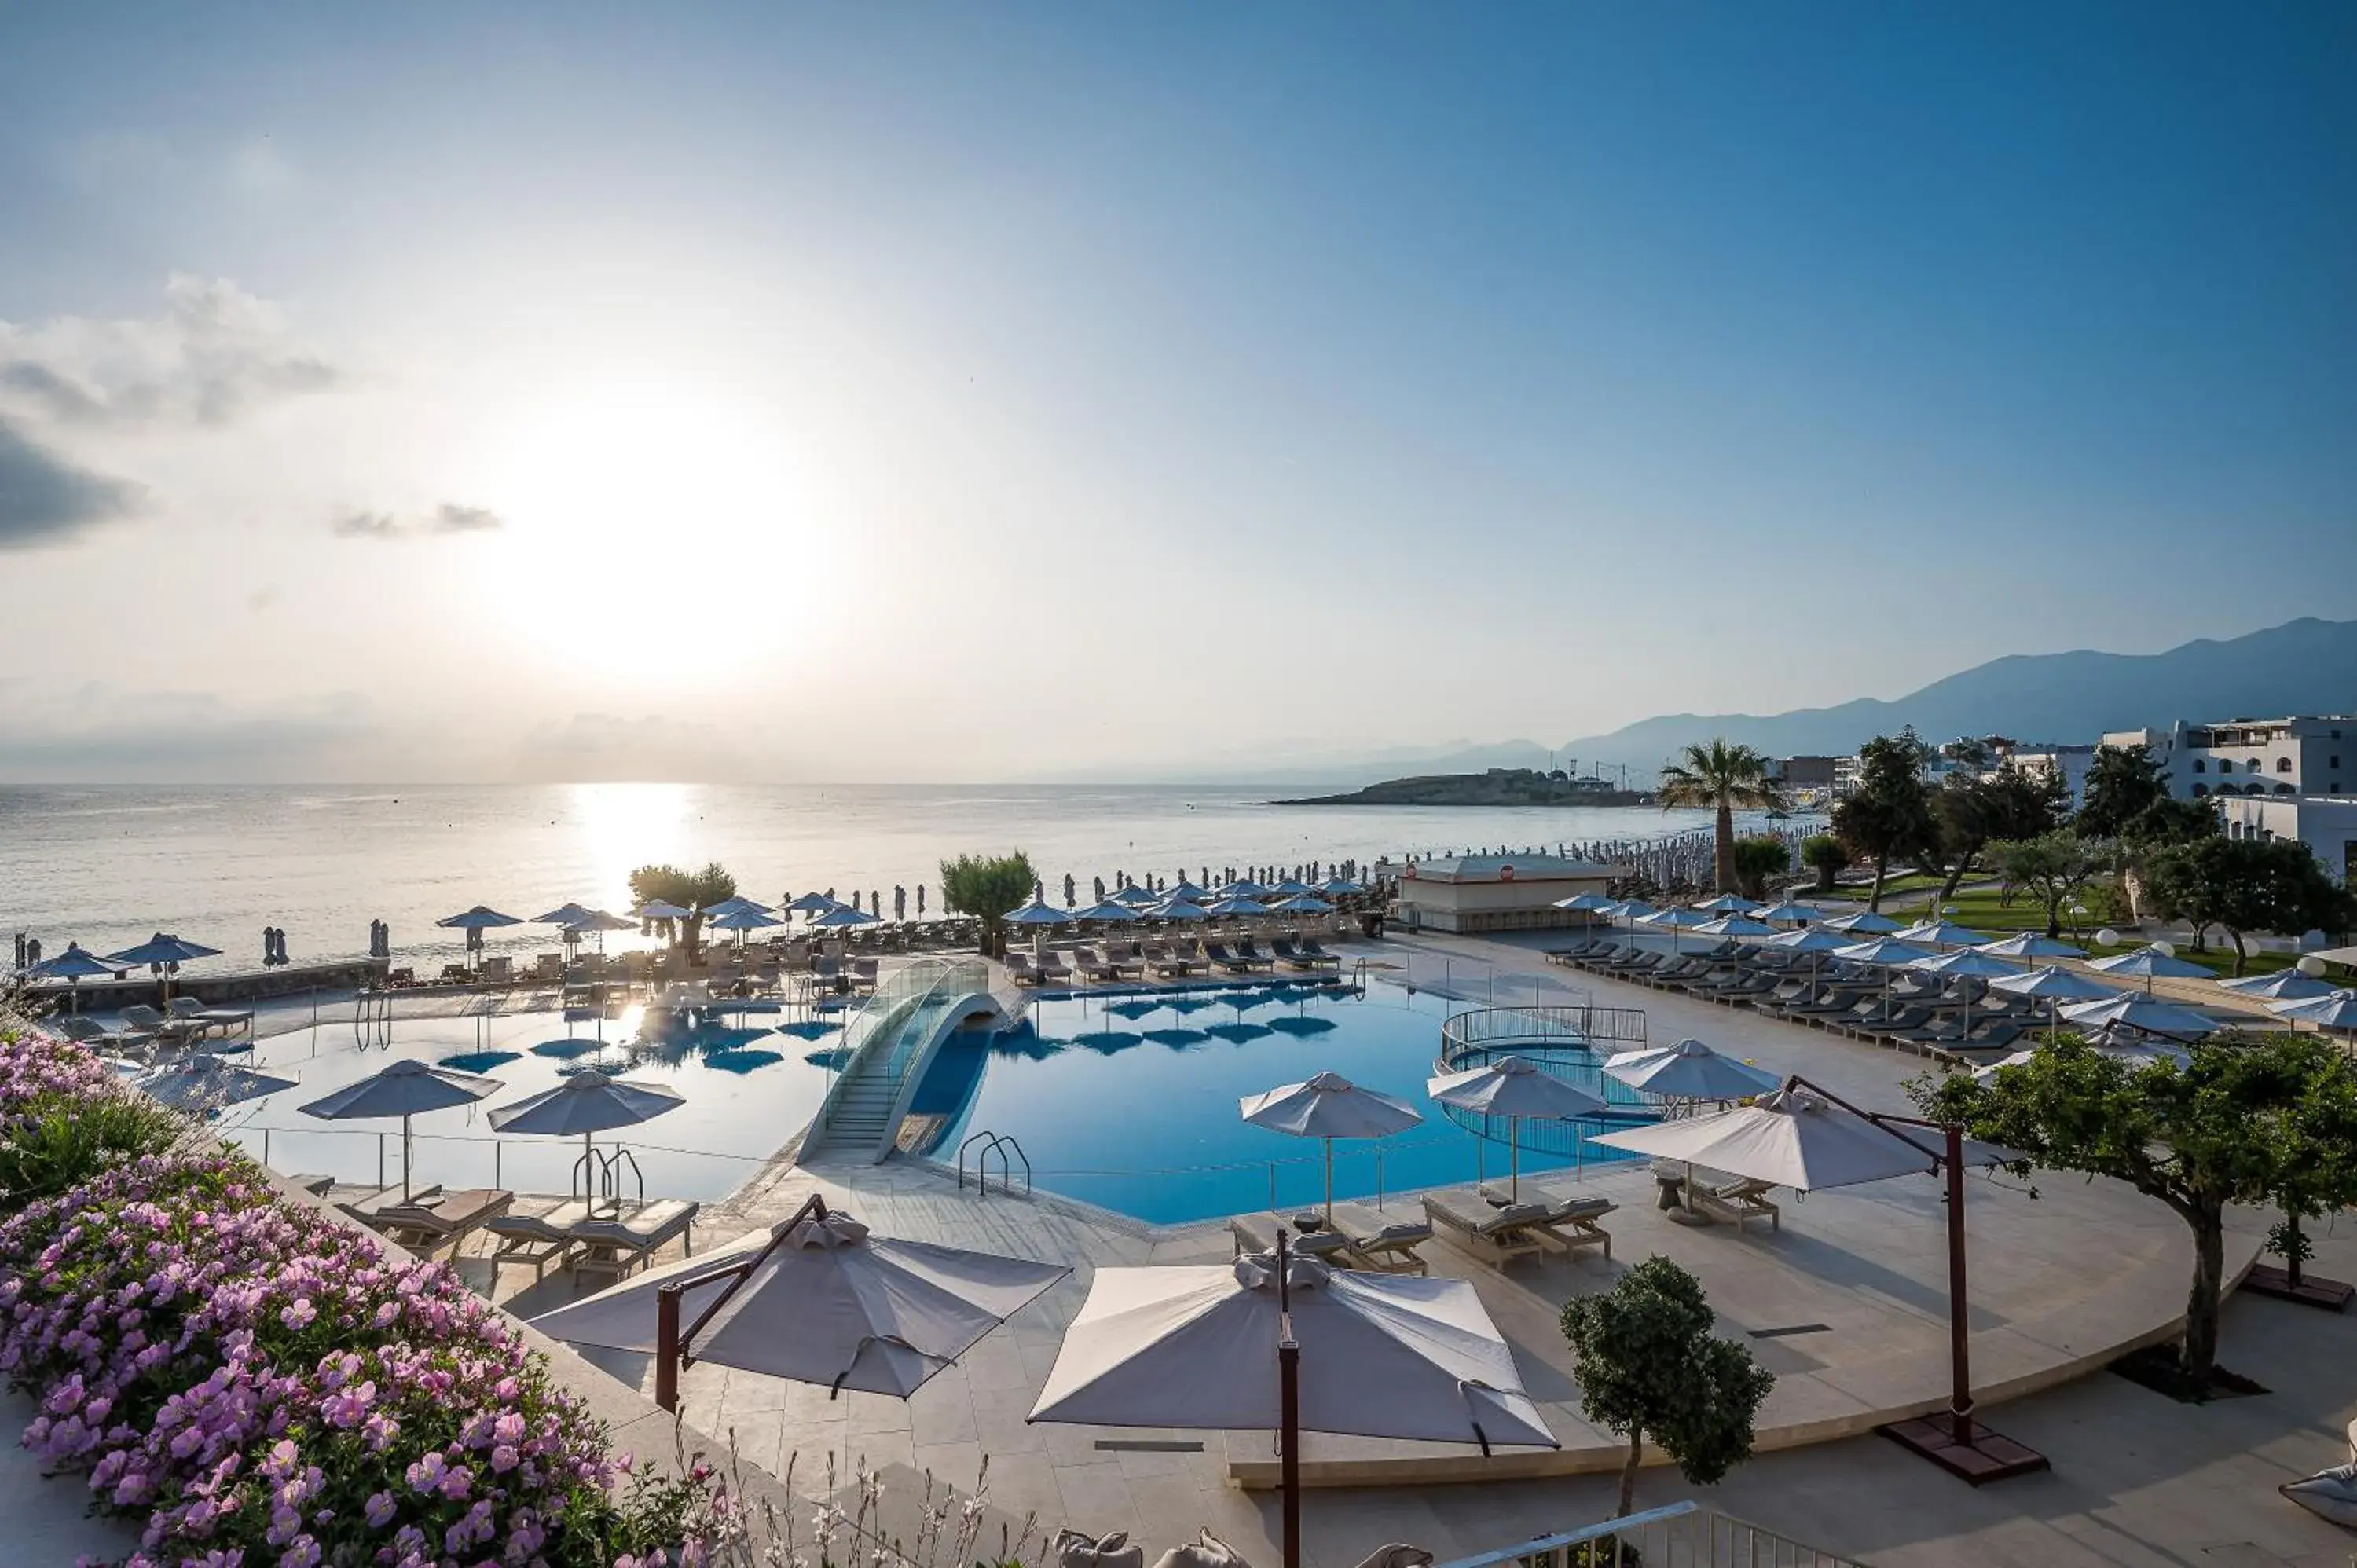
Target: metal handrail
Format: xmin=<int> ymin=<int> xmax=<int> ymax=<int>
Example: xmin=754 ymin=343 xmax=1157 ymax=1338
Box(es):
xmin=1435 ymin=1499 xmax=1863 ymax=1568
xmin=957 ymin=1130 xmax=1032 ymax=1196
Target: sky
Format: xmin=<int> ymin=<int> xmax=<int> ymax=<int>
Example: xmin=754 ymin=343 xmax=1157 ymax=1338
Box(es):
xmin=0 ymin=2 xmax=2352 ymax=783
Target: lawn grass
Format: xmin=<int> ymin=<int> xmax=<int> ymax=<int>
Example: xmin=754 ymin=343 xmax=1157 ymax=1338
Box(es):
xmin=1937 ymin=889 xmax=2300 ymax=977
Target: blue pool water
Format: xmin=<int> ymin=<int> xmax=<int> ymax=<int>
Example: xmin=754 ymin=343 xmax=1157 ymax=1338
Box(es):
xmin=911 ymin=978 xmax=1651 ymax=1225
xmin=215 ymin=1003 xmax=844 ymax=1200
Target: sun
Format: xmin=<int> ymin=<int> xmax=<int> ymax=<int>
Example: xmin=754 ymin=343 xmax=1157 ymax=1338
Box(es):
xmin=472 ymin=381 xmax=838 ymax=680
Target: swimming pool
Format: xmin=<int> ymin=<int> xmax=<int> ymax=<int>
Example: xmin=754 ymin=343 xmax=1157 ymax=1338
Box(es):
xmin=908 ymin=978 xmax=1652 ymax=1225
xmin=214 ymin=1002 xmax=845 ymax=1200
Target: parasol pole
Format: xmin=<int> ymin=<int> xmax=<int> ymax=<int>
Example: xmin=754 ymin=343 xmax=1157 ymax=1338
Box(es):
xmin=1276 ymin=1228 xmax=1301 ymax=1568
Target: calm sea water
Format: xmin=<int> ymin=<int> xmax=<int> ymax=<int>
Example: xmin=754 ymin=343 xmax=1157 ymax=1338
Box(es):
xmin=2 ymin=782 xmax=1734 ymax=970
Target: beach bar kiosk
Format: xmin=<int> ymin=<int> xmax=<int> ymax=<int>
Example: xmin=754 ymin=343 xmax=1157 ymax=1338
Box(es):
xmin=1393 ymin=854 xmax=1618 ymax=934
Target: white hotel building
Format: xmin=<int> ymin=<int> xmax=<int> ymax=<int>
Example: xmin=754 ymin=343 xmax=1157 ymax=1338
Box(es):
xmin=2100 ymin=716 xmax=2357 ymax=885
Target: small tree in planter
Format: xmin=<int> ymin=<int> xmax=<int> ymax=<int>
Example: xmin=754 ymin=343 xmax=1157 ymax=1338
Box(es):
xmin=1729 ymin=836 xmax=1791 ymax=901
xmin=940 ymin=852 xmax=1039 ymax=958
xmin=629 ymin=861 xmax=739 ymax=963
xmin=2251 ymin=1035 xmax=2357 ymax=1308
xmin=1560 ymin=1255 xmax=1775 ymax=1519
xmin=1799 ymin=834 xmax=1848 ymax=894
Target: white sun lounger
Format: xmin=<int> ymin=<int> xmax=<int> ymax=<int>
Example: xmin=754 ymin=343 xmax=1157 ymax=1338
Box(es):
xmin=566 ymin=1198 xmax=700 ymax=1287
xmin=1420 ymin=1189 xmax=1550 ymax=1269
xmin=486 ymin=1199 xmax=599 ymax=1285
xmin=1227 ymin=1211 xmax=1356 ymax=1263
xmin=372 ymin=1187 xmax=516 ymax=1258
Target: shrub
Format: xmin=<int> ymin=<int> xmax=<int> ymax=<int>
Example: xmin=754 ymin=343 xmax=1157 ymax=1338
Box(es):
xmin=0 ymin=1021 xmax=725 ymax=1566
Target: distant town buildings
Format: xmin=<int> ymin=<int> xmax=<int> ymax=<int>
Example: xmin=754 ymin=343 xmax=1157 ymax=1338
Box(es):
xmin=1786 ymin=713 xmax=2355 ymax=881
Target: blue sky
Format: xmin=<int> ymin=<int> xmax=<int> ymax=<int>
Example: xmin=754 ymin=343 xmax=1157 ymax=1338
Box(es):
xmin=0 ymin=4 xmax=2350 ymax=780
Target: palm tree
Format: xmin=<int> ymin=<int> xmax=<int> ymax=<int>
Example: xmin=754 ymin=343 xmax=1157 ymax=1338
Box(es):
xmin=1658 ymin=740 xmax=1787 ymax=894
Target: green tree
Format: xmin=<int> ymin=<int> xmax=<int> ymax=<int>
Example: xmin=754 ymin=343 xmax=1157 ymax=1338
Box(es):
xmin=2261 ymin=1038 xmax=2357 ymax=1293
xmin=1914 ymin=1035 xmax=2357 ymax=1389
xmin=1799 ymin=834 xmax=1849 ymax=893
xmin=627 ymin=861 xmax=738 ymax=962
xmin=1657 ymin=740 xmax=1787 ymax=894
xmin=1988 ymin=831 xmax=2110 ymax=938
xmin=2142 ymin=836 xmax=2352 ymax=974
xmin=1829 ymin=730 xmax=1937 ymax=910
xmin=939 ymin=852 xmax=1039 ymax=958
xmin=1560 ymin=1255 xmax=1775 ymax=1518
xmin=2076 ymin=742 xmax=2172 ymax=839
xmin=1932 ymin=767 xmax=2071 ymax=902
xmin=1729 ymin=836 xmax=1790 ymax=900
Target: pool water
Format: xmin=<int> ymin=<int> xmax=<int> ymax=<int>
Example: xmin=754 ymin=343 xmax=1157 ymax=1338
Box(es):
xmin=911 ymin=978 xmax=1651 ymax=1225
xmin=215 ymin=1004 xmax=844 ymax=1200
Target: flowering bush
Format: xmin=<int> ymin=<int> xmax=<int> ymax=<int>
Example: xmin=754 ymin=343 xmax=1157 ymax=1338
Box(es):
xmin=0 ymin=1020 xmax=720 ymax=1566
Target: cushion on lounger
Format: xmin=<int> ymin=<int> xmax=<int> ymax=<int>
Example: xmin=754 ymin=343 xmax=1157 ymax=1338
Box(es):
xmin=1363 ymin=1223 xmax=1430 ymax=1245
xmin=1150 ymin=1530 xmax=1252 ymax=1568
xmin=1055 ymin=1530 xmax=1146 ymax=1568
xmin=2282 ymin=1465 xmax=2357 ymax=1528
xmin=1479 ymin=1203 xmax=1549 ymax=1234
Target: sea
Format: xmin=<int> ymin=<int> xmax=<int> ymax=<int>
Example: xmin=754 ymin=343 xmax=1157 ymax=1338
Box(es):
xmin=2 ymin=782 xmax=1762 ymax=971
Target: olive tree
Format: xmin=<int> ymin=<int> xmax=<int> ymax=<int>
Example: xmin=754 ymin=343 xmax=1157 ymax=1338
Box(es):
xmin=2141 ymin=836 xmax=2351 ymax=975
xmin=1560 ymin=1255 xmax=1775 ymax=1517
xmin=628 ymin=861 xmax=738 ymax=962
xmin=1914 ymin=1035 xmax=2357 ymax=1390
xmin=939 ymin=852 xmax=1039 ymax=958
xmin=1799 ymin=834 xmax=1849 ymax=893
xmin=1988 ymin=830 xmax=2110 ymax=939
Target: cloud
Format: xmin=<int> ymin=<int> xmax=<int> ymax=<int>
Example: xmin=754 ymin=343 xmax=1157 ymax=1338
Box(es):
xmin=329 ymin=502 xmax=503 ymax=541
xmin=0 ymin=687 xmax=381 ymax=782
xmin=431 ymin=503 xmax=501 ymax=534
xmin=0 ymin=416 xmax=140 ymax=548
xmin=0 ymin=274 xmax=336 ymax=430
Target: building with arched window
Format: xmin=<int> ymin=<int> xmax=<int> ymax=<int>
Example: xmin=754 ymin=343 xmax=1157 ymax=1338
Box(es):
xmin=2102 ymin=716 xmax=2352 ymax=802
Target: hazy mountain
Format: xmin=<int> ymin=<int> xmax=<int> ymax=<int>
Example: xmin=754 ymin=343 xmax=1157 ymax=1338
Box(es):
xmin=1555 ymin=616 xmax=2357 ymax=775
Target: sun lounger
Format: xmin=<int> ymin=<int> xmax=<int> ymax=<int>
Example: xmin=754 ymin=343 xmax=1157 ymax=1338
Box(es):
xmin=57 ymin=1015 xmax=156 ymax=1055
xmin=166 ymin=995 xmax=255 ymax=1037
xmin=1329 ymin=1203 xmax=1431 ymax=1274
xmin=1854 ymin=1004 xmax=1934 ymax=1038
xmin=1072 ymin=947 xmax=1123 ymax=982
xmin=1268 ymin=937 xmax=1318 ymax=970
xmin=1296 ymin=938 xmax=1341 ymax=966
xmin=1689 ymin=1177 xmax=1780 ymax=1231
xmin=119 ymin=1003 xmax=200 ymax=1046
xmin=1144 ymin=942 xmax=1198 ymax=978
xmin=1035 ymin=951 xmax=1076 ymax=984
xmin=566 ymin=1198 xmax=700 ymax=1287
xmin=1202 ymin=942 xmax=1257 ymax=976
xmin=486 ymin=1200 xmax=599 ymax=1284
xmin=373 ymin=1187 xmax=516 ymax=1258
xmin=1004 ymin=952 xmax=1043 ymax=986
xmin=1420 ymin=1190 xmax=1549 ymax=1269
xmin=1530 ymin=1195 xmax=1618 ymax=1258
xmin=1228 ymin=1212 xmax=1356 ymax=1263
xmin=336 ymin=1182 xmax=443 ymax=1229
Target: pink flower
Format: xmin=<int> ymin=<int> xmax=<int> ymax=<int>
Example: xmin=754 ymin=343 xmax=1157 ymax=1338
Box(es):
xmin=279 ymin=1299 xmax=316 ymax=1330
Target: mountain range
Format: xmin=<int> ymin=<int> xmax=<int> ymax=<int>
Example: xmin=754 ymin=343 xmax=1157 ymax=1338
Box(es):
xmin=1187 ymin=617 xmax=2357 ymax=786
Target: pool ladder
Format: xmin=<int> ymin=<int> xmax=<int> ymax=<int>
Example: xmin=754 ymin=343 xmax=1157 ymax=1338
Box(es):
xmin=352 ymin=990 xmax=394 ymax=1050
xmin=957 ymin=1130 xmax=1032 ymax=1198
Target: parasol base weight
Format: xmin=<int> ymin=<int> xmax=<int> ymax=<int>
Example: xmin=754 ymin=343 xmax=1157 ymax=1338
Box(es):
xmin=1879 ymin=1412 xmax=2048 ymax=1486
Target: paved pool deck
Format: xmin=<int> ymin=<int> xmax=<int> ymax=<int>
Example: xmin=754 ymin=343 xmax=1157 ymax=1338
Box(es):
xmin=400 ymin=928 xmax=2357 ymax=1566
